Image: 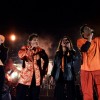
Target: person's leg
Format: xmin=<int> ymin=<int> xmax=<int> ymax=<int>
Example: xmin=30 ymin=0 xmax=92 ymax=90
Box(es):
xmin=54 ymin=81 xmax=65 ymax=100
xmin=80 ymin=70 xmax=94 ymax=100
xmin=54 ymin=70 xmax=65 ymax=100
xmin=0 ymin=66 xmax=5 ymax=100
xmin=29 ymin=73 xmax=40 ymax=100
xmin=29 ymin=85 xmax=40 ymax=100
xmin=65 ymin=80 xmax=76 ymax=100
xmin=16 ymin=83 xmax=29 ymax=100
xmin=94 ymin=70 xmax=100 ymax=100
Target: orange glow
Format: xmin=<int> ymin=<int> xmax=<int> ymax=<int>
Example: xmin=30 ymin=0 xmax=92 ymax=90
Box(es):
xmin=10 ymin=34 xmax=16 ymax=41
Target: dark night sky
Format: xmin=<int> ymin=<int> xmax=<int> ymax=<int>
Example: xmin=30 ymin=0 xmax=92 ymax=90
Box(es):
xmin=0 ymin=0 xmax=100 ymax=33
xmin=0 ymin=1 xmax=100 ymax=42
xmin=0 ymin=1 xmax=100 ymax=72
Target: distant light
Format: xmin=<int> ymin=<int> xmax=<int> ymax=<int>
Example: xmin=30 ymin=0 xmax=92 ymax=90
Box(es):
xmin=10 ymin=34 xmax=16 ymax=41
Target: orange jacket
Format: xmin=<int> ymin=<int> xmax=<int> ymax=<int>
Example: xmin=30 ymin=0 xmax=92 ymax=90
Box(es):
xmin=77 ymin=37 xmax=100 ymax=71
xmin=18 ymin=46 xmax=48 ymax=86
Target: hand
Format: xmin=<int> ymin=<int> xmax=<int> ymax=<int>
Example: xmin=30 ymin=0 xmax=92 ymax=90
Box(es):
xmin=88 ymin=33 xmax=93 ymax=42
xmin=66 ymin=43 xmax=71 ymax=50
xmin=0 ymin=59 xmax=3 ymax=66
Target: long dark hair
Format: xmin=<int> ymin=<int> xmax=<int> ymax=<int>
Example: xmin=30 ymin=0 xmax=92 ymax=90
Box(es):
xmin=56 ymin=36 xmax=75 ymax=52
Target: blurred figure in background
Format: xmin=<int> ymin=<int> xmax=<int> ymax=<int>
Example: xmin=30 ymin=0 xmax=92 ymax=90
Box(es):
xmin=0 ymin=35 xmax=8 ymax=100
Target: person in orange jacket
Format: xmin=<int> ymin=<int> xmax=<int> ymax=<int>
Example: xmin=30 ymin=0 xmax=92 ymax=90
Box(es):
xmin=77 ymin=24 xmax=100 ymax=100
xmin=16 ymin=33 xmax=49 ymax=100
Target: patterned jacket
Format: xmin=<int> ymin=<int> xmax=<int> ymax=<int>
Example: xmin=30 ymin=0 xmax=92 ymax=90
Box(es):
xmin=18 ymin=46 xmax=48 ymax=86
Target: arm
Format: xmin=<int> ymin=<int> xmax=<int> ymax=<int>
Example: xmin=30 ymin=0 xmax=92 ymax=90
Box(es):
xmin=80 ymin=33 xmax=93 ymax=52
xmin=40 ymin=49 xmax=49 ymax=76
xmin=18 ymin=46 xmax=29 ymax=60
xmin=77 ymin=33 xmax=93 ymax=52
xmin=81 ymin=41 xmax=91 ymax=52
xmin=18 ymin=46 xmax=34 ymax=68
xmin=77 ymin=39 xmax=91 ymax=52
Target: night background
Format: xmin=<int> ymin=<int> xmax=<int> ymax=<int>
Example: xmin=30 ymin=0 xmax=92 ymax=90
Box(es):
xmin=0 ymin=0 xmax=100 ymax=73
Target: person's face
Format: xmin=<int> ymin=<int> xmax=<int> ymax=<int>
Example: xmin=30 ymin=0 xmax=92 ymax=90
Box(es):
xmin=30 ymin=37 xmax=39 ymax=47
xmin=83 ymin=26 xmax=93 ymax=38
xmin=61 ymin=37 xmax=70 ymax=48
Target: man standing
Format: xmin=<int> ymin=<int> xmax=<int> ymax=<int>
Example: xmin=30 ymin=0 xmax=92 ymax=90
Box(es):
xmin=16 ymin=33 xmax=49 ymax=100
xmin=77 ymin=24 xmax=100 ymax=100
xmin=0 ymin=35 xmax=8 ymax=100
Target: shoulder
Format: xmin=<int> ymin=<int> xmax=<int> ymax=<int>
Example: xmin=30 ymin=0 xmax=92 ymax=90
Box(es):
xmin=20 ymin=45 xmax=28 ymax=50
xmin=55 ymin=51 xmax=62 ymax=57
xmin=77 ymin=38 xmax=87 ymax=45
xmin=37 ymin=47 xmax=43 ymax=51
xmin=36 ymin=47 xmax=46 ymax=56
xmin=56 ymin=51 xmax=60 ymax=55
xmin=77 ymin=38 xmax=86 ymax=42
xmin=94 ymin=37 xmax=100 ymax=40
xmin=37 ymin=47 xmax=48 ymax=57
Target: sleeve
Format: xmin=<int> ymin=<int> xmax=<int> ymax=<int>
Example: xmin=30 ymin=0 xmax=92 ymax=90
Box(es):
xmin=40 ymin=49 xmax=49 ymax=76
xmin=77 ymin=39 xmax=91 ymax=52
xmin=18 ymin=46 xmax=27 ymax=60
xmin=81 ymin=41 xmax=91 ymax=52
xmin=69 ymin=50 xmax=77 ymax=61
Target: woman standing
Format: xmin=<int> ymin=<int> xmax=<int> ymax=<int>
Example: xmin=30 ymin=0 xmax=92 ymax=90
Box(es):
xmin=51 ymin=36 xmax=77 ymax=100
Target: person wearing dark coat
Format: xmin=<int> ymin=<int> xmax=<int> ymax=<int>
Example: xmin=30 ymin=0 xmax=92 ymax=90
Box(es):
xmin=51 ymin=35 xmax=77 ymax=100
xmin=0 ymin=35 xmax=8 ymax=100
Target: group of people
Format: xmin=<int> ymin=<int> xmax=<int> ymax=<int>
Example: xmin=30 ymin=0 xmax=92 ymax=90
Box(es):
xmin=0 ymin=24 xmax=100 ymax=100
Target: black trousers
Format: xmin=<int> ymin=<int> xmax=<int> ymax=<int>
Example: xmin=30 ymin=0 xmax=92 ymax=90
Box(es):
xmin=16 ymin=74 xmax=40 ymax=100
xmin=54 ymin=81 xmax=76 ymax=100
xmin=0 ymin=66 xmax=5 ymax=100
xmin=54 ymin=71 xmax=76 ymax=100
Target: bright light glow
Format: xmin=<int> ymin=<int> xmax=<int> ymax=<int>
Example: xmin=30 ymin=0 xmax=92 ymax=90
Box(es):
xmin=10 ymin=34 xmax=16 ymax=41
xmin=11 ymin=72 xmax=18 ymax=79
xmin=6 ymin=70 xmax=20 ymax=83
